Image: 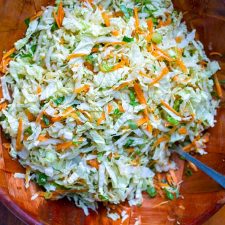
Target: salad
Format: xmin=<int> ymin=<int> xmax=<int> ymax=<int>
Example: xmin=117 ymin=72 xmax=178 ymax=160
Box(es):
xmin=0 ymin=0 xmax=221 ymax=219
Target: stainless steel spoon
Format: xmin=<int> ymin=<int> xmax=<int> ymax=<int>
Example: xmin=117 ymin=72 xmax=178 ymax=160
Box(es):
xmin=174 ymin=146 xmax=225 ymax=189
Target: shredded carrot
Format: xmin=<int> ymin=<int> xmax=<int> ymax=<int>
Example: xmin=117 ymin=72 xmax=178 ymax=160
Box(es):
xmin=188 ymin=161 xmax=198 ymax=172
xmin=0 ymin=57 xmax=12 ymax=73
xmin=54 ymin=1 xmax=65 ymax=28
xmin=146 ymin=18 xmax=154 ymax=34
xmin=104 ymin=42 xmax=126 ymax=48
xmin=38 ymin=134 xmax=49 ymax=142
xmin=2 ymin=48 xmax=16 ymax=60
xmin=178 ymin=127 xmax=187 ymax=135
xmin=146 ymin=123 xmax=153 ymax=133
xmin=168 ymin=126 xmax=177 ymax=135
xmin=175 ymin=36 xmax=183 ymax=43
xmin=153 ymin=136 xmax=169 ymax=148
xmin=107 ymin=104 xmax=113 ymax=114
xmin=166 ymin=173 xmax=173 ymax=186
xmin=56 ymin=141 xmax=73 ymax=151
xmin=36 ymin=110 xmax=44 ymax=123
xmin=134 ymin=7 xmax=140 ymax=31
xmin=84 ymin=62 xmax=94 ymax=72
xmin=183 ymin=143 xmax=194 ymax=152
xmin=25 ymin=167 xmax=31 ymax=187
xmin=25 ymin=109 xmax=36 ymax=122
xmin=149 ymin=67 xmax=169 ymax=86
xmin=37 ymin=85 xmax=42 ymax=95
xmin=0 ymin=102 xmax=8 ymax=111
xmin=69 ymin=112 xmax=83 ymax=125
xmin=111 ymin=30 xmax=119 ymax=36
xmin=102 ymin=12 xmax=110 ymax=27
xmin=137 ymin=117 xmax=148 ymax=126
xmin=16 ymin=118 xmax=23 ymax=151
xmin=169 ymin=170 xmax=178 ymax=185
xmin=114 ymin=81 xmax=130 ymax=90
xmin=134 ymin=81 xmax=149 ymax=119
xmin=30 ymin=10 xmax=43 ymax=21
xmin=97 ymin=112 xmax=106 ymax=125
xmin=158 ymin=15 xmax=171 ymax=27
xmin=176 ymin=59 xmax=188 ymax=73
xmin=79 ymin=109 xmax=93 ymax=122
xmin=111 ymin=60 xmax=126 ymax=71
xmin=161 ymin=100 xmax=182 ymax=117
xmin=113 ymin=11 xmax=124 ymax=17
xmin=139 ymin=71 xmax=152 ymax=79
xmin=214 ymin=74 xmax=223 ymax=98
xmin=118 ymin=102 xmax=125 ymax=113
xmin=91 ymin=47 xmax=99 ymax=53
xmin=134 ymin=81 xmax=147 ymax=105
xmin=67 ymin=53 xmax=87 ymax=60
xmin=74 ymin=84 xmax=90 ymax=94
xmin=87 ymin=159 xmax=99 ymax=169
xmin=209 ymin=52 xmax=223 ymax=57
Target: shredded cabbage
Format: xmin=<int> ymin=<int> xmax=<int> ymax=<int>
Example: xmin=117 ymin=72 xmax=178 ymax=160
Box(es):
xmin=0 ymin=0 xmax=220 ymax=217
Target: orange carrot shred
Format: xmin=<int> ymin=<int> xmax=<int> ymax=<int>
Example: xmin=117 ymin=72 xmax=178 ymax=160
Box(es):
xmin=175 ymin=36 xmax=183 ymax=43
xmin=74 ymin=84 xmax=90 ymax=94
xmin=161 ymin=100 xmax=182 ymax=117
xmin=30 ymin=11 xmax=43 ymax=21
xmin=0 ymin=102 xmax=8 ymax=111
xmin=2 ymin=48 xmax=16 ymax=60
xmin=214 ymin=74 xmax=223 ymax=98
xmin=16 ymin=118 xmax=23 ymax=151
xmin=137 ymin=117 xmax=148 ymax=126
xmin=146 ymin=18 xmax=154 ymax=34
xmin=188 ymin=161 xmax=198 ymax=172
xmin=25 ymin=109 xmax=36 ymax=122
xmin=111 ymin=30 xmax=119 ymax=36
xmin=177 ymin=59 xmax=188 ymax=73
xmin=37 ymin=85 xmax=42 ymax=95
xmin=178 ymin=127 xmax=187 ymax=135
xmin=67 ymin=53 xmax=87 ymax=60
xmin=97 ymin=112 xmax=106 ymax=125
xmin=56 ymin=141 xmax=73 ymax=151
xmin=102 ymin=12 xmax=110 ymax=27
xmin=114 ymin=81 xmax=130 ymax=90
xmin=134 ymin=7 xmax=140 ymax=31
xmin=139 ymin=71 xmax=152 ymax=79
xmin=107 ymin=104 xmax=113 ymax=114
xmin=149 ymin=67 xmax=169 ymax=86
xmin=87 ymin=159 xmax=99 ymax=169
xmin=153 ymin=136 xmax=169 ymax=148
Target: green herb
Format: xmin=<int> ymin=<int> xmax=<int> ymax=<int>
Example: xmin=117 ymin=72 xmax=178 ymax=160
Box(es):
xmin=166 ymin=116 xmax=179 ymax=126
xmin=185 ymin=168 xmax=193 ymax=177
xmin=37 ymin=173 xmax=48 ymax=186
xmin=99 ymin=194 xmax=109 ymax=201
xmin=84 ymin=54 xmax=95 ymax=64
xmin=128 ymin=120 xmax=138 ymax=130
xmin=44 ymin=192 xmax=52 ymax=199
xmin=24 ymin=18 xmax=30 ymax=27
xmin=124 ymin=139 xmax=134 ymax=148
xmin=113 ymin=108 xmax=123 ymax=117
xmin=146 ymin=186 xmax=157 ymax=198
xmin=123 ymin=36 xmax=134 ymax=43
xmin=10 ymin=52 xmax=17 ymax=58
xmin=115 ymin=45 xmax=121 ymax=50
xmin=151 ymin=32 xmax=162 ymax=44
xmin=53 ymin=96 xmax=65 ymax=106
xmin=165 ymin=189 xmax=174 ymax=200
xmin=100 ymin=63 xmax=113 ymax=72
xmin=20 ymin=53 xmax=32 ymax=58
xmin=173 ymin=99 xmax=182 ymax=111
xmin=18 ymin=74 xmax=25 ymax=79
xmin=97 ymin=152 xmax=104 ymax=162
xmin=24 ymin=126 xmax=32 ymax=135
xmin=129 ymin=90 xmax=139 ymax=106
xmin=31 ymin=44 xmax=37 ymax=54
xmin=120 ymin=5 xmax=133 ymax=20
xmin=0 ymin=115 xmax=6 ymax=121
xmin=51 ymin=22 xmax=59 ymax=32
xmin=42 ymin=115 xmax=50 ymax=126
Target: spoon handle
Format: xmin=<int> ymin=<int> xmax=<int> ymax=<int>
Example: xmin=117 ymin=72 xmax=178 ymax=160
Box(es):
xmin=175 ymin=146 xmax=225 ymax=189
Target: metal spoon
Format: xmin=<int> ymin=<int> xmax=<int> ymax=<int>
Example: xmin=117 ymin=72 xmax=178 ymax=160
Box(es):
xmin=174 ymin=146 xmax=225 ymax=189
